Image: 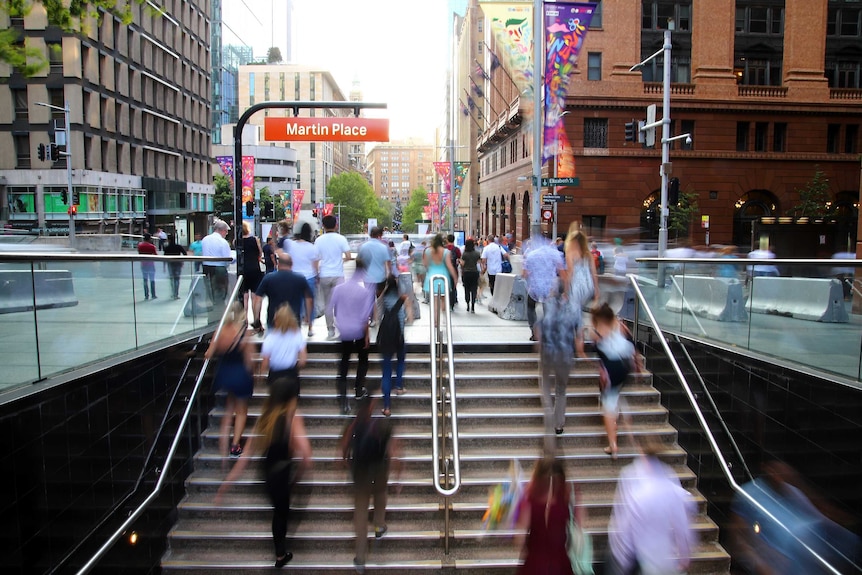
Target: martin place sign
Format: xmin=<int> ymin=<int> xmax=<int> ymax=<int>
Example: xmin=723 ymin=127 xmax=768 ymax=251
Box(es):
xmin=264 ymin=117 xmax=390 ymax=142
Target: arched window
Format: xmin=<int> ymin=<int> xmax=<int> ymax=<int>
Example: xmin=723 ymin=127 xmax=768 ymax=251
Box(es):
xmin=640 ymin=191 xmax=660 ymax=240
xmin=733 ymin=190 xmax=779 ymax=249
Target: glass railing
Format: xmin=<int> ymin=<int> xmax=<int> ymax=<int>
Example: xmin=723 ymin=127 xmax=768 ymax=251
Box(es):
xmin=0 ymin=252 xmax=233 ymax=392
xmin=633 ymin=257 xmax=862 ymax=383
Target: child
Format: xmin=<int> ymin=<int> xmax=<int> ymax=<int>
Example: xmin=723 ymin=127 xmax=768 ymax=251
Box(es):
xmin=590 ymin=303 xmax=641 ymax=459
xmin=261 ymin=304 xmax=308 ymax=401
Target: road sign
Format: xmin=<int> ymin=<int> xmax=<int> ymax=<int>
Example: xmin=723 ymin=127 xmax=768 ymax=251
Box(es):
xmin=541 ymin=177 xmax=579 ymax=187
xmin=541 ymin=208 xmax=553 ymax=221
xmin=542 ymin=194 xmax=574 ymax=203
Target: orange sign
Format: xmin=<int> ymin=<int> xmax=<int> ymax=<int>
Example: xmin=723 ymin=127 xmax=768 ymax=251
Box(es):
xmin=264 ymin=117 xmax=390 ymax=142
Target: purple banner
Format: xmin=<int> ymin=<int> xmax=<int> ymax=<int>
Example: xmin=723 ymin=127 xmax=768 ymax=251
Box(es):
xmin=216 ymin=156 xmax=234 ymax=187
xmin=543 ymin=2 xmax=596 ymax=164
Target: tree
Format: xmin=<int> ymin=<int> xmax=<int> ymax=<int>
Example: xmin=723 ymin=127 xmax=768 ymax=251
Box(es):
xmin=401 ymin=188 xmax=429 ymax=233
xmin=0 ymin=1 xmax=142 ymax=76
xmin=668 ymin=188 xmax=699 ymax=240
xmin=266 ymin=46 xmax=283 ymax=64
xmin=325 ymin=172 xmax=381 ymax=234
xmin=376 ymin=197 xmax=393 ymax=231
xmin=788 ymin=168 xmax=831 ymax=218
xmin=213 ymin=174 xmax=233 ymax=217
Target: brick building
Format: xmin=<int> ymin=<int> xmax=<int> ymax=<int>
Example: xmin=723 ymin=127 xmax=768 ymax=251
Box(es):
xmin=463 ymin=0 xmax=861 ymax=253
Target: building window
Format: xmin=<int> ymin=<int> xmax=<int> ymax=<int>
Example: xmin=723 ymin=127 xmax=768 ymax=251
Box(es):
xmin=309 ymin=73 xmax=315 ymax=100
xmin=642 ymin=1 xmax=692 ymax=31
xmin=846 ymin=124 xmax=859 ymax=154
xmin=736 ymin=122 xmax=749 ymax=152
xmin=680 ymin=119 xmax=694 ymax=150
xmin=248 ymin=72 xmax=255 ymax=96
xmin=264 ymin=73 xmax=270 ymax=100
xmin=583 ymin=118 xmax=608 ymax=149
xmin=478 ymin=41 xmax=483 ymax=55
xmin=735 ymin=57 xmax=782 ymax=86
xmin=754 ymin=122 xmax=768 ymax=152
xmin=826 ymin=60 xmax=862 ymax=88
xmin=582 ymin=215 xmax=606 ymax=238
xmin=12 ymin=88 xmax=28 ymax=120
xmin=773 ymin=122 xmax=787 ymax=152
xmin=639 ymin=56 xmax=691 ymax=83
xmin=14 ymin=134 xmax=31 ymax=168
xmin=47 ymin=41 xmax=63 ymax=73
xmin=735 ymin=5 xmax=784 ymax=34
xmin=591 ymin=1 xmax=602 ymax=28
xmin=587 ymin=52 xmax=602 ymax=81
xmin=827 ymin=123 xmax=841 ymax=153
xmin=478 ymin=18 xmax=484 ymax=33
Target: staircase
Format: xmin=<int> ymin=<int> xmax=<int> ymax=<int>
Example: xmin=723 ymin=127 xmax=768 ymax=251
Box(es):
xmin=161 ymin=341 xmax=730 ymax=574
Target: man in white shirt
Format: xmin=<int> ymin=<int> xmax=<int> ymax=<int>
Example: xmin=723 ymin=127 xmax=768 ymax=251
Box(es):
xmin=480 ymin=234 xmax=504 ymax=295
xmin=201 ymin=219 xmax=232 ymax=320
xmin=398 ymin=233 xmax=412 ymax=256
xmin=315 ymin=215 xmax=353 ymax=340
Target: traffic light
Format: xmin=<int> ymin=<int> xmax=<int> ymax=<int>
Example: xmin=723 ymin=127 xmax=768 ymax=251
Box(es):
xmin=61 ymin=189 xmax=68 ymax=204
xmin=37 ymin=144 xmax=46 ymax=161
xmin=49 ymin=144 xmax=59 ymax=161
xmin=624 ymin=120 xmax=637 ymax=142
xmin=668 ymin=178 xmax=680 ymax=206
xmin=71 ymin=189 xmax=79 ymax=205
xmin=245 ymin=201 xmax=254 ymax=217
xmin=312 ymin=209 xmax=319 ymax=218
xmin=263 ymin=201 xmax=274 ymax=219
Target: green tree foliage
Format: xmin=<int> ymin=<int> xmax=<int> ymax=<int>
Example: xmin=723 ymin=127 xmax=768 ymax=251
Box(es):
xmin=788 ymin=168 xmax=831 ymax=218
xmin=213 ymin=174 xmax=234 ymax=217
xmin=400 ymin=188 xmax=429 ymax=233
xmin=325 ymin=172 xmax=381 ymax=234
xmin=0 ymin=1 xmax=142 ymax=76
xmin=376 ymin=197 xmax=393 ymax=230
xmin=668 ymin=188 xmax=699 ymax=240
xmin=266 ymin=46 xmax=283 ymax=64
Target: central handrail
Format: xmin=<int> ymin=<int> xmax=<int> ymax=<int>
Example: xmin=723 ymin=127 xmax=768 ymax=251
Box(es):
xmin=428 ymin=273 xmax=461 ymax=554
xmin=628 ymin=275 xmax=848 ymax=574
xmin=76 ymin=275 xmax=245 ymax=574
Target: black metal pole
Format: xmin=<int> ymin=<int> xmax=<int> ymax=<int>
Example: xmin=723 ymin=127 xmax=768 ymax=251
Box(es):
xmin=232 ymin=101 xmax=387 ymax=280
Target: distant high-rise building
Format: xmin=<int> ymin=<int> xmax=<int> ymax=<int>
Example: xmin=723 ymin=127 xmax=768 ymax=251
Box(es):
xmin=366 ymin=141 xmax=435 ymax=207
xmin=0 ymin=1 xmax=213 ymax=241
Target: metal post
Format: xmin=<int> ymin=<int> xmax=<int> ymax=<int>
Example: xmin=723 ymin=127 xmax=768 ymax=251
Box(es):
xmin=530 ymin=0 xmax=543 ymax=239
xmin=449 ymin=139 xmax=455 ymax=233
xmin=64 ymin=102 xmax=75 ymax=246
xmin=658 ymin=29 xmax=672 ymax=284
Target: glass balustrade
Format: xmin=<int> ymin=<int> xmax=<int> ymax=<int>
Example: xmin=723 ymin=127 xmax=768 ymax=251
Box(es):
xmin=0 ymin=253 xmax=230 ymax=391
xmin=634 ymin=258 xmax=862 ymax=382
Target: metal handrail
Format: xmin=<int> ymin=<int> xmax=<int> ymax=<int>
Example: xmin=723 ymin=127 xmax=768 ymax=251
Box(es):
xmin=638 ymin=257 xmax=862 ymax=266
xmin=628 ymin=275 xmax=849 ymax=575
xmin=0 ymin=252 xmax=232 ymax=263
xmin=76 ymin=276 xmax=245 ymax=574
xmin=428 ymin=274 xmax=461 ymax=554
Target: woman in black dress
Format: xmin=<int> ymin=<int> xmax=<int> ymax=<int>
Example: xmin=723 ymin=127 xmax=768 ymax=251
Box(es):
xmin=239 ymin=220 xmax=264 ymax=313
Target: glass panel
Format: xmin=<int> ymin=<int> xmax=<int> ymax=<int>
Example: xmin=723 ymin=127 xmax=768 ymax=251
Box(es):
xmin=0 ymin=261 xmax=41 ymax=387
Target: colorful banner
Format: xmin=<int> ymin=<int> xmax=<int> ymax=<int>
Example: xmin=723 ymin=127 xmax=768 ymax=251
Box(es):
xmin=453 ymin=162 xmax=470 ymax=192
xmin=241 ymin=155 xmax=255 ymax=204
xmin=479 ymin=1 xmax=534 ymax=114
xmin=543 ymin=2 xmax=595 ymax=164
xmin=324 ymin=203 xmax=334 ymax=217
xmin=292 ymin=189 xmax=305 ymax=224
xmin=556 ymin=130 xmax=577 ymax=178
xmin=434 ymin=162 xmax=451 ymax=193
xmin=216 ymin=156 xmax=234 ymax=187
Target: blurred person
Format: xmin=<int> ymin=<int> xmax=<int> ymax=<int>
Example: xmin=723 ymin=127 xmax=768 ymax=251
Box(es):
xmin=137 ymin=232 xmax=158 ymax=300
xmin=341 ymin=395 xmax=402 ymax=574
xmin=377 ymin=275 xmax=412 ymax=415
xmin=252 ymin=253 xmax=313 ymax=336
xmin=613 ymin=246 xmax=628 ymax=277
xmin=359 ymin=227 xmax=392 ymax=324
xmin=206 ymin=302 xmax=254 ymax=458
xmin=398 ymin=232 xmax=412 ymax=255
xmin=480 ymin=233 xmax=507 ymax=295
xmin=505 ymin=232 xmax=515 ymax=253
xmin=537 ymin=283 xmax=579 ymax=441
xmin=412 ymin=240 xmax=428 ymax=302
xmin=423 ymin=234 xmax=458 ymax=322
xmin=387 ymin=240 xmax=398 ymax=275
xmin=282 ymin=222 xmax=320 ymax=336
xmin=189 ymin=232 xmax=203 ymax=272
xmin=730 ymin=460 xmax=862 ymax=575
xmin=523 ymin=235 xmax=565 ymax=341
xmin=260 ymin=304 xmax=307 ymax=401
xmin=459 ymin=238 xmax=482 ymax=313
xmin=262 ymin=234 xmax=277 ymax=274
xmin=163 ymin=233 xmax=187 ymax=300
xmin=446 ymin=234 xmax=462 ymax=308
xmin=607 ymin=436 xmax=695 ymax=575
xmin=239 ymin=220 xmax=264 ymax=311
xmin=330 ymin=258 xmax=376 ymax=414
xmin=590 ymin=303 xmax=641 ymax=459
xmin=564 ymin=227 xmax=600 ymax=313
xmin=216 ymin=378 xmax=312 ymax=568
xmin=748 ymin=243 xmax=779 ymax=278
xmin=715 ymin=245 xmax=741 ymax=279
xmin=275 ymin=220 xmax=291 ymax=252
xmin=666 ymin=240 xmax=697 ymax=279
xmin=156 ymin=226 xmax=167 ymax=251
xmin=315 ymin=214 xmax=353 ymax=340
xmin=590 ymin=241 xmax=605 ymax=275
xmin=201 ymin=220 xmax=232 ymax=318
xmin=514 ymin=456 xmax=576 ymax=575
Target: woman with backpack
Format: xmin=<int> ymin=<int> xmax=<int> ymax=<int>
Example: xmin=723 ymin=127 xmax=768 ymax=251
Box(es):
xmin=216 ymin=377 xmax=312 ymax=568
xmin=377 ymin=275 xmax=413 ymax=416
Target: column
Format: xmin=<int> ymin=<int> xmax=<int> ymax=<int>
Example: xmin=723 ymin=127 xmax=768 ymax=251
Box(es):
xmin=690 ymin=0 xmax=738 ymax=99
xmin=783 ymin=0 xmax=829 ymax=98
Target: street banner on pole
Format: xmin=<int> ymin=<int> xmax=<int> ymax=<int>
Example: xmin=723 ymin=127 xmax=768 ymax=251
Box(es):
xmin=292 ymin=189 xmax=305 ymax=224
xmin=543 ymin=2 xmax=596 ymax=165
xmin=216 ymin=156 xmax=234 ymax=187
xmin=479 ymin=1 xmax=535 ymax=116
xmin=241 ymin=155 xmax=255 ymax=204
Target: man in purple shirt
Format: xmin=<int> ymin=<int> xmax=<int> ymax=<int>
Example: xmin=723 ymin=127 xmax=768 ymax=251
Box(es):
xmin=328 ymin=258 xmax=375 ymax=414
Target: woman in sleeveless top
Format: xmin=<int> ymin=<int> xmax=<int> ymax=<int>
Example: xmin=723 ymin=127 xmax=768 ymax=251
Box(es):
xmin=217 ymin=378 xmax=312 ymax=568
xmin=564 ymin=227 xmax=599 ymax=359
xmin=206 ymin=302 xmax=254 ymax=458
xmin=423 ymin=234 xmax=458 ymax=326
xmin=240 ymin=221 xmax=264 ymax=310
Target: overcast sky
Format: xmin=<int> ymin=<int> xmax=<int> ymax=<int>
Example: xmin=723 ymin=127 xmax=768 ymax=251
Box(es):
xmin=221 ymin=0 xmax=454 ymax=143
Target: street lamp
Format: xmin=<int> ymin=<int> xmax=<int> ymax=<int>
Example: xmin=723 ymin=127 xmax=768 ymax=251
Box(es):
xmin=35 ymin=101 xmax=74 ymax=245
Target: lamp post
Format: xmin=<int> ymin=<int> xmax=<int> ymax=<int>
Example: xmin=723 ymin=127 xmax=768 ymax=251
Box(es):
xmin=530 ymin=0 xmax=543 ymax=239
xmin=36 ymin=101 xmax=74 ymax=245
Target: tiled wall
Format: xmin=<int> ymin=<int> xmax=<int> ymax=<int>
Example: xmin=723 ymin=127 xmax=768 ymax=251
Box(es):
xmin=0 ymin=343 xmax=210 ymax=575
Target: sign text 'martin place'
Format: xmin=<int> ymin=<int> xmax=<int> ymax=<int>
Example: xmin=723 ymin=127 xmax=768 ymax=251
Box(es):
xmin=264 ymin=117 xmax=390 ymax=142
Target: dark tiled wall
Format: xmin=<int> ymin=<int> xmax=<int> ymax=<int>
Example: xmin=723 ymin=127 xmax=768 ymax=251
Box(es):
xmin=0 ymin=343 xmax=211 ymax=575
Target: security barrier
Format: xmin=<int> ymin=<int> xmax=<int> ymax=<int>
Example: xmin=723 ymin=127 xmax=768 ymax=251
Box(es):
xmin=665 ymin=275 xmax=748 ymax=322
xmin=0 ymin=269 xmax=78 ymax=314
xmin=750 ymin=276 xmax=849 ymax=323
xmin=488 ymin=273 xmax=527 ymax=320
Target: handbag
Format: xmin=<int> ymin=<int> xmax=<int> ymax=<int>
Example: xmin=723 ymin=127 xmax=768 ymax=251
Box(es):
xmin=567 ymin=483 xmax=594 ymax=575
xmin=501 ymin=259 xmax=513 ymax=274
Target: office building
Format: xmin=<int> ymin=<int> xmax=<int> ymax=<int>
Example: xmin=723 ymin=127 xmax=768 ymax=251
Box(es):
xmin=366 ymin=140 xmax=435 ymax=207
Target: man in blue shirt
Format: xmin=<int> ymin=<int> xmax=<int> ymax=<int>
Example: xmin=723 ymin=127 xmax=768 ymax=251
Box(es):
xmin=252 ymin=253 xmax=313 ymax=333
xmin=357 ymin=227 xmax=391 ymax=286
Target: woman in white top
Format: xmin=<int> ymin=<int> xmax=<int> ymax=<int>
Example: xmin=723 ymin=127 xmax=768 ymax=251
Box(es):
xmin=564 ymin=227 xmax=599 ymax=358
xmin=284 ymin=223 xmax=320 ymax=336
xmin=261 ymin=304 xmax=308 ymax=400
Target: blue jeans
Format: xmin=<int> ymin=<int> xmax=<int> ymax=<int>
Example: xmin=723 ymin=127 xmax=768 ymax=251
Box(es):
xmin=303 ymin=276 xmax=317 ymax=324
xmin=380 ymin=341 xmax=406 ymax=408
xmin=141 ymin=268 xmax=156 ymax=299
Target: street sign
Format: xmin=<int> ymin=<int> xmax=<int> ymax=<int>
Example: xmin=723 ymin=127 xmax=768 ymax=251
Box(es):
xmin=542 ymin=194 xmax=574 ymax=203
xmin=541 ymin=177 xmax=580 ymax=187
xmin=541 ymin=208 xmax=553 ymax=221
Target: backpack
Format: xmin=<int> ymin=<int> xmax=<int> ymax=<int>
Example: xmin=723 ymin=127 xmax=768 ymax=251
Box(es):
xmin=352 ymin=418 xmax=388 ymax=466
xmin=376 ymin=297 xmax=405 ymax=355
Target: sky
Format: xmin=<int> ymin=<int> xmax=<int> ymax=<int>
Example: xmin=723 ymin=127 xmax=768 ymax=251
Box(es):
xmin=222 ymin=0 xmax=456 ymax=143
